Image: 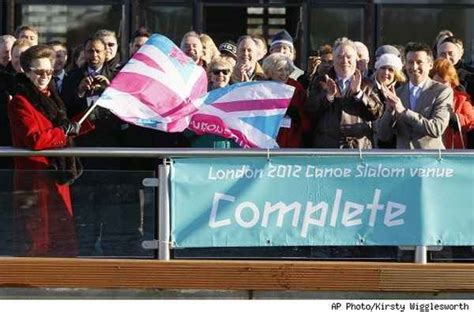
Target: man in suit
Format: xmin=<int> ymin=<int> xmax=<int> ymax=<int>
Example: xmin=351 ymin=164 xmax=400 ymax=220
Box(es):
xmin=307 ymin=37 xmax=383 ymax=149
xmin=377 ymin=42 xmax=453 ymax=149
xmin=61 ymin=37 xmax=138 ymax=257
xmin=48 ymin=41 xmax=68 ymax=94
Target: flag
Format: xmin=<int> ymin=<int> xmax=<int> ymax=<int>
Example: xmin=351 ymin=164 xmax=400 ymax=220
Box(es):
xmin=190 ymin=81 xmax=294 ymax=148
xmin=96 ymin=34 xmax=207 ymax=132
xmin=95 ymin=33 xmax=295 ymax=148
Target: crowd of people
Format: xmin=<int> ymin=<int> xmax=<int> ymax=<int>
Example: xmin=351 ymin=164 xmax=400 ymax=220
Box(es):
xmin=0 ymin=25 xmax=473 ymax=257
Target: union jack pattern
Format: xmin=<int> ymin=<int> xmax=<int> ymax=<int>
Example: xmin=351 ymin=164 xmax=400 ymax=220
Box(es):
xmin=95 ymin=33 xmax=295 ymax=148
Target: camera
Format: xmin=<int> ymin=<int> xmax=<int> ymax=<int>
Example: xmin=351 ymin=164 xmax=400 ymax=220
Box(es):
xmin=309 ymin=50 xmax=320 ymax=57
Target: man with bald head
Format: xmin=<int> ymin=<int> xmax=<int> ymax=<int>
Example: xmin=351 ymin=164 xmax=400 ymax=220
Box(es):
xmin=437 ymin=36 xmax=474 ymax=148
xmin=437 ymin=36 xmax=474 ymax=97
xmin=15 ymin=25 xmax=39 ymax=45
xmin=231 ymin=35 xmax=265 ymax=83
xmin=0 ymin=35 xmax=16 ymax=71
xmin=307 ymin=37 xmax=383 ymax=148
xmin=354 ymin=41 xmax=372 ymax=77
xmin=180 ymin=31 xmax=205 ymax=67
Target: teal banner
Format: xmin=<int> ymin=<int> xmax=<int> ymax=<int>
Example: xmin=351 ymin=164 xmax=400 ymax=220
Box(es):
xmin=170 ymin=155 xmax=474 ymax=248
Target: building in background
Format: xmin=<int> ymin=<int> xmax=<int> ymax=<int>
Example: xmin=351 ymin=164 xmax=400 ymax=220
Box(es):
xmin=1 ymin=0 xmax=473 ymax=68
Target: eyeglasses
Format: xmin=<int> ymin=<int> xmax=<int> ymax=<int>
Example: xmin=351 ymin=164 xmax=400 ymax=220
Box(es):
xmin=212 ymin=69 xmax=230 ymax=75
xmin=29 ymin=67 xmax=53 ymax=76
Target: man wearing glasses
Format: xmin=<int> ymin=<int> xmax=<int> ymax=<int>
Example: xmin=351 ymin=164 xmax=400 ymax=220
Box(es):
xmin=94 ymin=29 xmax=121 ymax=70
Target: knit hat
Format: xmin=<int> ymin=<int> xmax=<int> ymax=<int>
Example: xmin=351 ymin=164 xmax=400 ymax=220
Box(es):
xmin=219 ymin=40 xmax=237 ymax=60
xmin=270 ymin=30 xmax=293 ymax=49
xmin=375 ymin=45 xmax=400 ymax=59
xmin=375 ymin=53 xmax=403 ymax=71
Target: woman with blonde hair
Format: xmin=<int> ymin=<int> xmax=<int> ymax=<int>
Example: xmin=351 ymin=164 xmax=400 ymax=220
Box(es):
xmin=262 ymin=53 xmax=309 ymax=148
xmin=372 ymin=53 xmax=406 ymax=148
xmin=373 ymin=53 xmax=406 ymax=89
xmin=185 ymin=56 xmax=239 ymax=148
xmin=431 ymin=58 xmax=474 ymax=149
xmin=207 ymin=56 xmax=234 ymax=91
xmin=200 ymin=33 xmax=220 ymax=66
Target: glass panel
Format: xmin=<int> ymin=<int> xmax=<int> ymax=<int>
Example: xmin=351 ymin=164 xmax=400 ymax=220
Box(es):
xmin=268 ymin=7 xmax=286 ymax=15
xmin=309 ymin=7 xmax=364 ymax=51
xmin=378 ymin=6 xmax=474 ymax=63
xmin=0 ymin=169 xmax=14 ymax=255
xmin=19 ymin=4 xmax=123 ymax=49
xmin=269 ymin=18 xmax=286 ymax=25
xmin=174 ymin=246 xmax=402 ymax=261
xmin=0 ymin=168 xmax=156 ymax=258
xmin=247 ymin=18 xmax=264 ymax=25
xmin=247 ymin=7 xmax=264 ymax=15
xmin=138 ymin=6 xmax=192 ymax=45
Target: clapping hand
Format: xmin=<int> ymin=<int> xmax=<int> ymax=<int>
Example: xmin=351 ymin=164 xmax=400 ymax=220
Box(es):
xmin=382 ymin=84 xmax=405 ymax=114
xmin=350 ymin=70 xmax=362 ymax=95
xmin=237 ymin=63 xmax=250 ymax=82
xmin=321 ymin=74 xmax=337 ymax=98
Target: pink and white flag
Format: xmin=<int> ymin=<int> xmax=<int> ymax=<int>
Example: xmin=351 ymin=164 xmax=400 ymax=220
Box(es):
xmin=95 ymin=34 xmax=294 ymax=148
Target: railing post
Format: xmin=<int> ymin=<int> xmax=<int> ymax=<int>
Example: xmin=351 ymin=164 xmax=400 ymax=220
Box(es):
xmin=158 ymin=160 xmax=171 ymax=260
xmin=415 ymin=246 xmax=427 ymax=264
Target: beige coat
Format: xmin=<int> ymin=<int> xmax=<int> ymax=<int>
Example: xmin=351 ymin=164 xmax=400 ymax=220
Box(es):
xmin=377 ymin=78 xmax=453 ymax=149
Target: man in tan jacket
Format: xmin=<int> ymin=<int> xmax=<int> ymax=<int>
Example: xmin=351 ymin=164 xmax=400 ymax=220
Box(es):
xmin=377 ymin=42 xmax=453 ymax=149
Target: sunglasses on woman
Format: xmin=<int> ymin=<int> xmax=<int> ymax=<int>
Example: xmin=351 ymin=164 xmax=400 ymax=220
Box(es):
xmin=29 ymin=67 xmax=54 ymax=76
xmin=212 ymin=69 xmax=230 ymax=75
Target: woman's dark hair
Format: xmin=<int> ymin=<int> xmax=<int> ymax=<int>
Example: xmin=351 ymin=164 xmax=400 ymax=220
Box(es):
xmin=19 ymin=44 xmax=54 ymax=73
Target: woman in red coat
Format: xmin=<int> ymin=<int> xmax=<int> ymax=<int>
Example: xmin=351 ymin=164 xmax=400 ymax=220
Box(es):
xmin=262 ymin=53 xmax=309 ymax=148
xmin=8 ymin=45 xmax=92 ymax=256
xmin=432 ymin=58 xmax=474 ymax=149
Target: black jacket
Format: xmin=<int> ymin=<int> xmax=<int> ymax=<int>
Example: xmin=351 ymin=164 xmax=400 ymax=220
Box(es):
xmin=0 ymin=68 xmax=17 ymax=168
xmin=61 ymin=64 xmax=120 ymax=168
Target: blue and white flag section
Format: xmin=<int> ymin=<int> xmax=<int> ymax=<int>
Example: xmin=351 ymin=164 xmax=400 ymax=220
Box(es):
xmin=170 ymin=155 xmax=474 ymax=248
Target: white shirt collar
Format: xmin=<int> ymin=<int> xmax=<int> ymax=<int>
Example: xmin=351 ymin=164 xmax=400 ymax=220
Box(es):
xmin=337 ymin=75 xmax=352 ymax=84
xmin=409 ymin=79 xmax=426 ymax=91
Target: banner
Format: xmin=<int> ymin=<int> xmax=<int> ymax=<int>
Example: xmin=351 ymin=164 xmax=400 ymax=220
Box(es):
xmin=170 ymin=155 xmax=474 ymax=248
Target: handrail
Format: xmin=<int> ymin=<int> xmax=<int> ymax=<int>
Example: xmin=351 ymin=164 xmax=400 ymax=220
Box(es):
xmin=1 ymin=258 xmax=473 ymax=292
xmin=0 ymin=146 xmax=473 ymax=158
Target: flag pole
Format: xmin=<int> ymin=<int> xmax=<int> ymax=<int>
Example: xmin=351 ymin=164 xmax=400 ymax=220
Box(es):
xmin=78 ymin=100 xmax=101 ymax=126
xmin=455 ymin=114 xmax=465 ymax=149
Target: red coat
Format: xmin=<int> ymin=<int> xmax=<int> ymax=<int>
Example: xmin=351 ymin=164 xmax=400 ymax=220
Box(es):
xmin=8 ymin=94 xmax=93 ymax=256
xmin=276 ymin=78 xmax=310 ymax=148
xmin=443 ymin=90 xmax=474 ymax=149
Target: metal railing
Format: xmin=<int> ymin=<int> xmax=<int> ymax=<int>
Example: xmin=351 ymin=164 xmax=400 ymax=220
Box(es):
xmin=1 ymin=147 xmax=473 ymax=263
xmin=1 ymin=146 xmax=473 ymax=158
